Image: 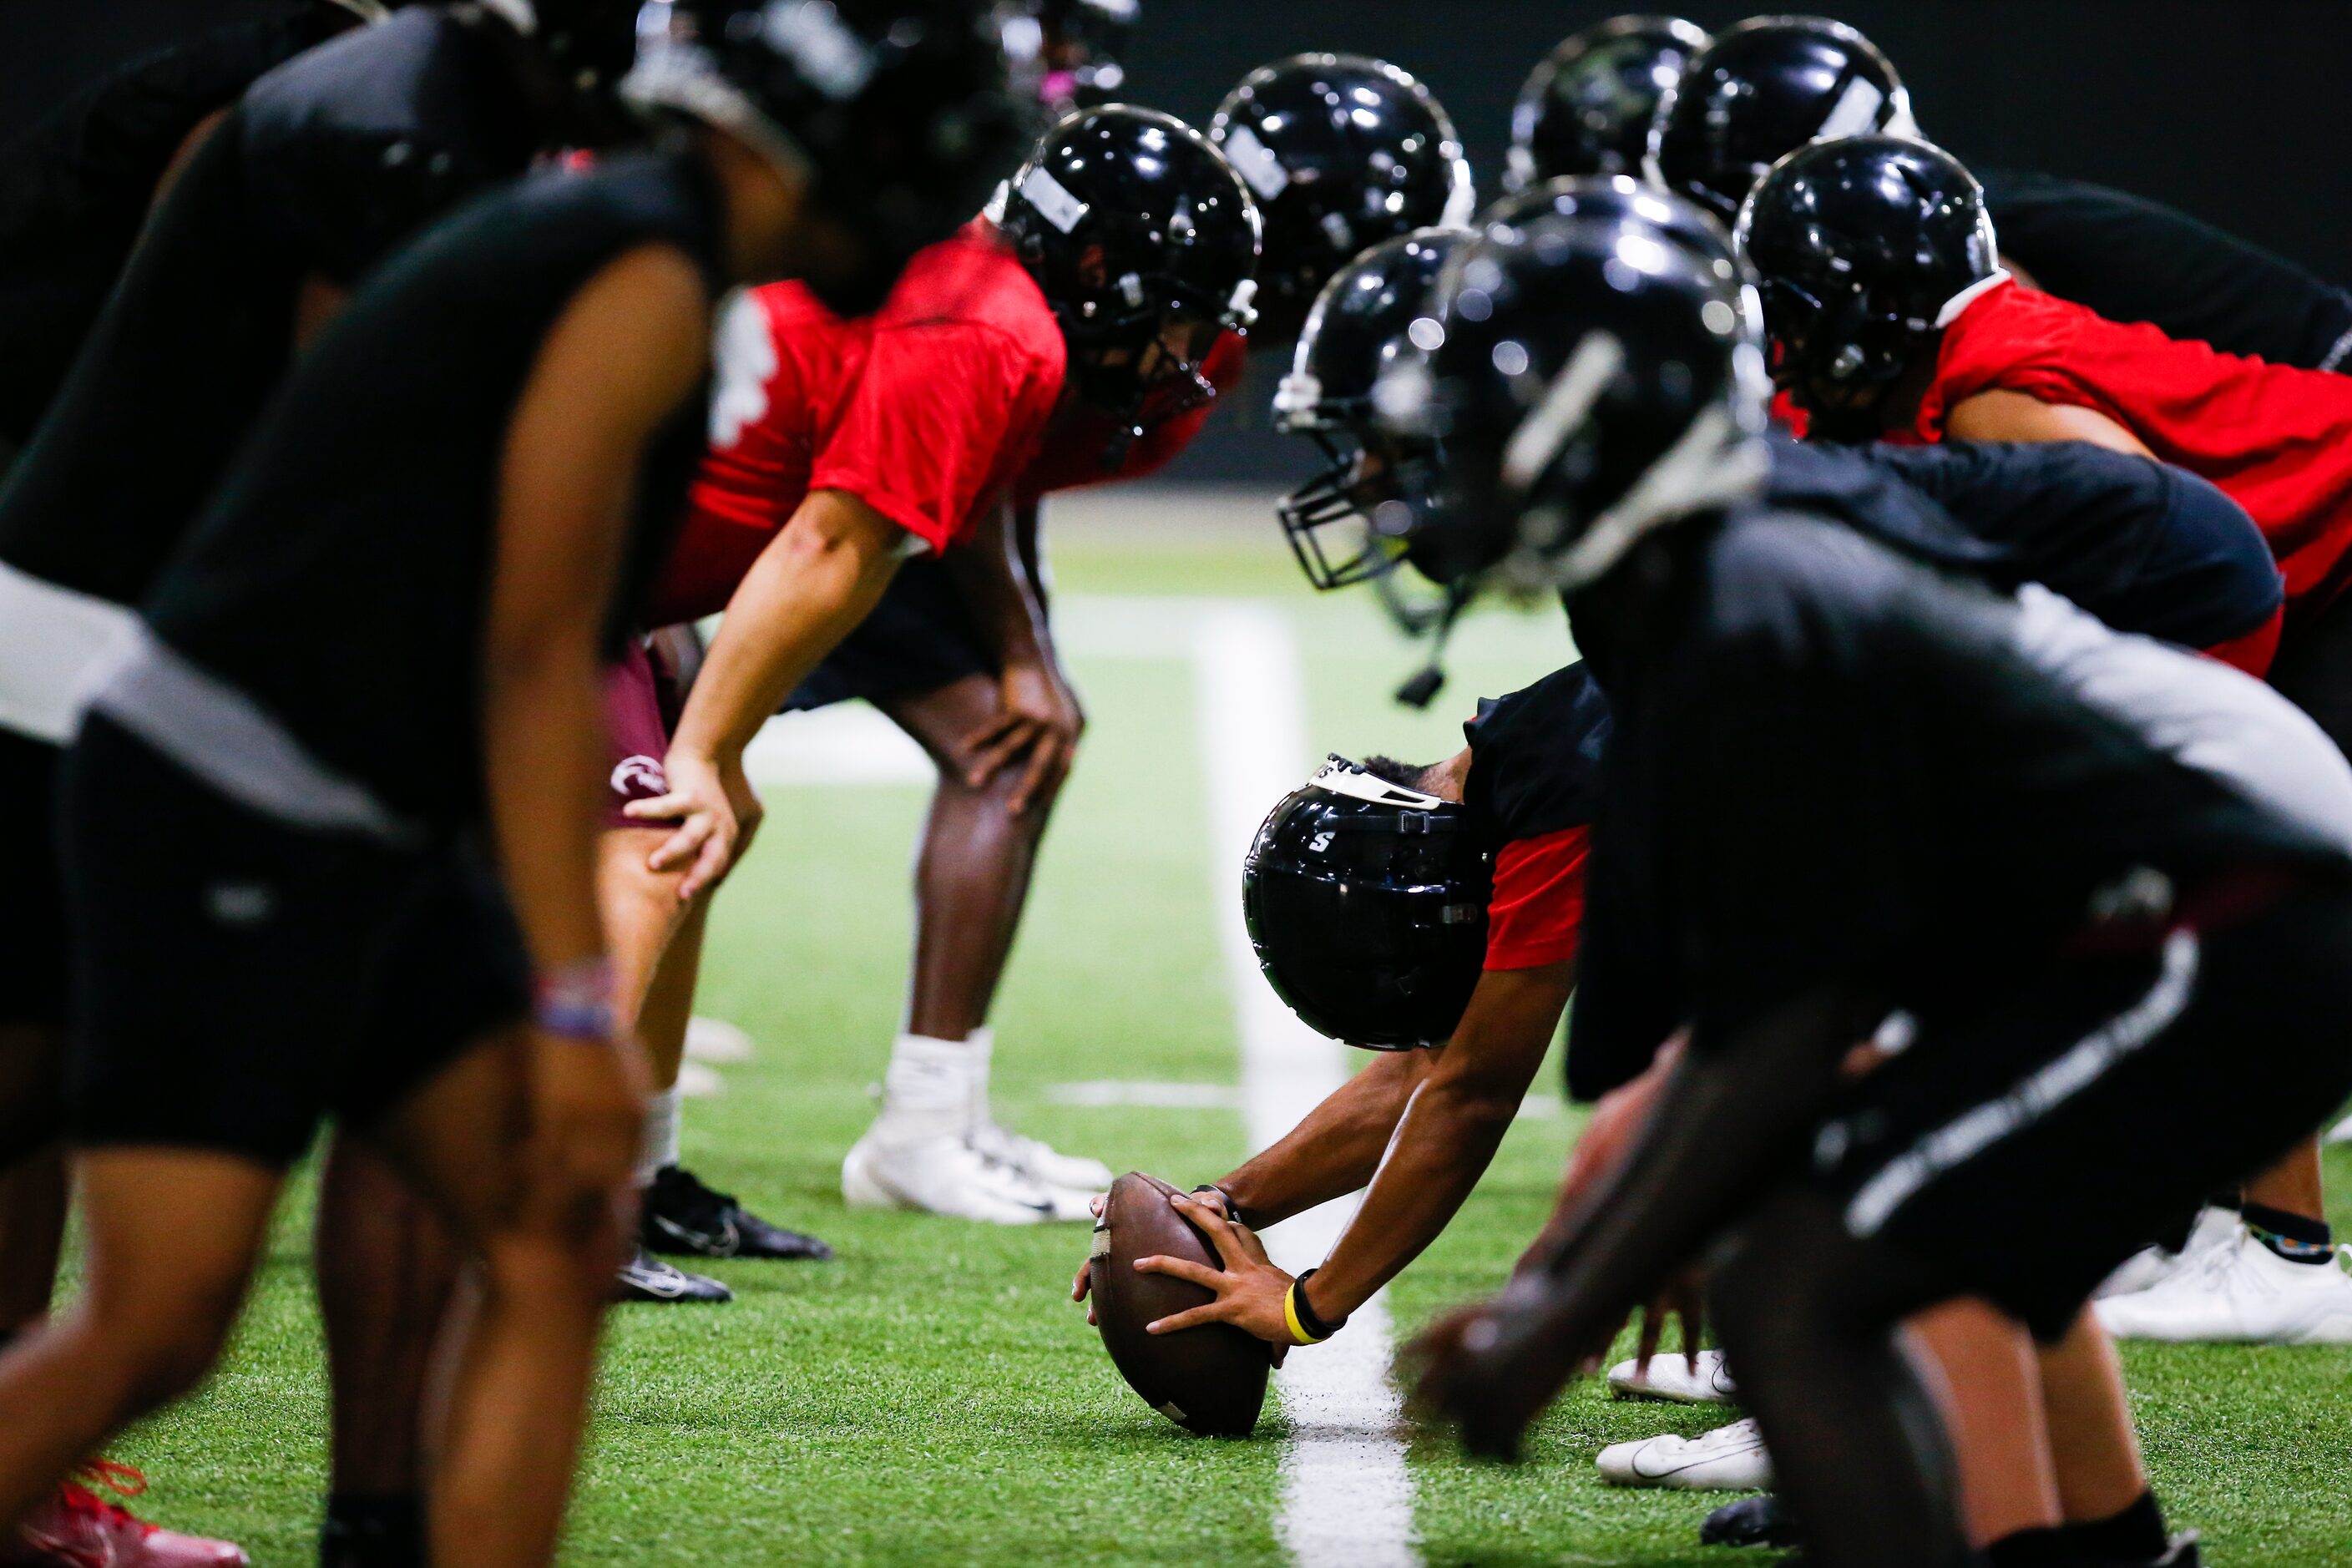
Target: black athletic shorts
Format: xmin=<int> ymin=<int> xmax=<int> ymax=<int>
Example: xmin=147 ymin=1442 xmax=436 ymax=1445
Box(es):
xmin=2270 ymin=588 xmax=2352 ymax=761
xmin=784 ymin=554 xmax=993 ymax=712
xmin=1810 ymin=881 xmax=2352 ymax=1341
xmin=0 ymin=726 xmax=67 ymax=1029
xmin=58 ymin=714 xmax=531 ymax=1166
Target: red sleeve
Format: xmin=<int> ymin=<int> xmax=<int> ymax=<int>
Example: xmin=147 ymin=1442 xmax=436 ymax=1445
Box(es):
xmin=811 ymin=321 xmax=1061 ymax=551
xmin=2201 ymin=603 xmax=2284 ymax=678
xmin=1914 ymin=282 xmax=2127 ymax=440
xmin=1482 ymin=827 xmax=1589 ymax=971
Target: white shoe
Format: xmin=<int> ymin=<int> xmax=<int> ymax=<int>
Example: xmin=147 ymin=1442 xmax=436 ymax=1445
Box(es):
xmin=2328 ymin=1113 xmax=2352 ymax=1146
xmin=1596 ymin=1417 xmax=1773 ymax=1491
xmin=685 ymin=1016 xmax=756 ymax=1063
xmin=841 ymin=1128 xmax=1093 ymax=1224
xmin=2095 ymin=1228 xmax=2352 ymax=1343
xmin=1606 ymin=1347 xmax=1737 ymax=1405
xmin=969 ymin=1117 xmax=1114 ymax=1191
xmin=2096 ymin=1204 xmax=2241 ymax=1300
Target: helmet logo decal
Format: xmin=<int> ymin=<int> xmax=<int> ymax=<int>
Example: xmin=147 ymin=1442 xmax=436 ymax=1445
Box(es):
xmin=1019 ymin=166 xmax=1090 ymax=235
xmin=1221 ymin=124 xmax=1293 ymax=202
xmin=1816 ymin=77 xmax=1886 ymax=140
xmin=1309 ymin=831 xmax=1334 ymax=853
xmin=1502 ymin=331 xmax=1625 ymax=493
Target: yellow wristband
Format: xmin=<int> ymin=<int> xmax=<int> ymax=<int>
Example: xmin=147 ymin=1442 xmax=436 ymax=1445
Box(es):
xmin=1283 ymin=1279 xmax=1327 ymax=1346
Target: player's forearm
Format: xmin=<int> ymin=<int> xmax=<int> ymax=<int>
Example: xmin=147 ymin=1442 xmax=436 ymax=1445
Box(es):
xmin=1216 ymin=1051 xmax=1426 ymax=1226
xmin=669 ymin=498 xmax=902 ymax=763
xmin=482 ymin=630 xmax=609 ymax=970
xmin=1311 ymin=970 xmax=1571 ymax=1316
xmin=944 ymin=498 xmax=1055 ymax=671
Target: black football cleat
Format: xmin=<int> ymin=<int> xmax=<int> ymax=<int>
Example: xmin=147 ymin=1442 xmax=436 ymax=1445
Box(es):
xmin=643 ymin=1163 xmax=833 ymax=1261
xmin=2098 ymin=1535 xmax=2201 ymax=1568
xmin=611 ymin=1247 xmax=733 ymax=1303
xmin=1700 ymin=1494 xmax=1803 ymax=1549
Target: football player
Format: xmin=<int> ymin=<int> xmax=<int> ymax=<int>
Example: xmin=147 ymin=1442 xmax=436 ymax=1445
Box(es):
xmin=1394 ymin=213 xmax=2352 ymax=1568
xmin=0 ymin=4 xmax=640 ymax=1562
xmin=1503 ymin=14 xmax=1708 ymax=192
xmin=607 ymin=105 xmax=1259 ymax=1230
xmin=1744 ymin=135 xmax=2352 ymax=1344
xmin=1649 ymin=14 xmax=2352 ymax=374
xmin=0 ymin=3 xmax=1018 ymax=1565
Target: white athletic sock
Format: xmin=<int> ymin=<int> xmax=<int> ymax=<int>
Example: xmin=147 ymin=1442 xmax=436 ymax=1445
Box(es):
xmin=965 ymin=1025 xmax=996 ymax=1129
xmin=875 ymin=1033 xmax=979 ymax=1144
xmin=637 ymin=1085 xmax=683 ymax=1188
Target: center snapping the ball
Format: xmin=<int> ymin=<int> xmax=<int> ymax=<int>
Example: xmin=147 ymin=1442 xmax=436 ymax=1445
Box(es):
xmin=1090 ymin=1171 xmax=1272 ymax=1437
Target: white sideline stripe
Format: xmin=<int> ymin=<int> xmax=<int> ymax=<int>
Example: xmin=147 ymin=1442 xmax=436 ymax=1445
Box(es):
xmin=1191 ymin=601 xmax=1421 ymax=1568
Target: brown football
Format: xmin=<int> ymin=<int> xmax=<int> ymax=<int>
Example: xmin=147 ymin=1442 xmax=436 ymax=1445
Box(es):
xmin=1090 ymin=1171 xmax=1272 ymax=1437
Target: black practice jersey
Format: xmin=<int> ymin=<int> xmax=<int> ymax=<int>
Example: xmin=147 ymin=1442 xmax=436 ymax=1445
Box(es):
xmin=143 ymin=149 xmax=723 ymax=834
xmin=1464 ymin=662 xmax=1611 ymax=850
xmin=1569 ymin=508 xmax=2349 ymax=1093
xmin=1787 ymin=437 xmax=2284 ymax=655
xmin=0 ymin=7 xmax=541 ymax=607
xmin=0 ymin=0 xmax=360 ymax=451
xmin=1980 ymin=168 xmax=2352 ymax=373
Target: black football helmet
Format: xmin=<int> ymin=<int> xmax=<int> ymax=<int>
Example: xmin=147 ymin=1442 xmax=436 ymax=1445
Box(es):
xmin=1648 ymin=15 xmax=1915 ymax=223
xmin=1738 ymin=135 xmax=2000 ymax=436
xmin=1371 ymin=210 xmax=1772 ymax=594
xmin=1209 ymin=55 xmax=1474 ymax=345
xmin=1506 ymin=15 xmax=1709 ymax=191
xmin=626 ymin=0 xmax=1027 ymax=313
xmin=999 ymin=105 xmax=1262 ymax=453
xmin=1242 ymin=757 xmax=1494 ymax=1050
xmin=1478 ymin=175 xmax=1738 ymax=276
xmin=1274 ymin=227 xmax=1469 ymax=593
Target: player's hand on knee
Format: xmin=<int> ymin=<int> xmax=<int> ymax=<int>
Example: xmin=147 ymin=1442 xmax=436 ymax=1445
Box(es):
xmin=627 ymin=747 xmax=754 ymax=901
xmin=959 ymin=661 xmax=1085 ymax=816
xmin=526 ymin=1029 xmax=649 ymax=1212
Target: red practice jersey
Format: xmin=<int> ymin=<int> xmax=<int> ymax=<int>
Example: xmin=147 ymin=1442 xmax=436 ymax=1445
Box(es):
xmin=1014 ymin=332 xmax=1248 ymax=502
xmin=650 ymin=226 xmax=1066 ymax=626
xmin=1903 ymin=280 xmax=2352 ymax=620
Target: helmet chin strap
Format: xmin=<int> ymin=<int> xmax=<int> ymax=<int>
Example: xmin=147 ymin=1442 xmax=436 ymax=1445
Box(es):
xmin=1545 ymin=404 xmax=1773 ymax=594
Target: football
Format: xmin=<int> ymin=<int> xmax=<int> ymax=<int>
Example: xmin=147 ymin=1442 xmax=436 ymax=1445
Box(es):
xmin=1090 ymin=1171 xmax=1272 ymax=1437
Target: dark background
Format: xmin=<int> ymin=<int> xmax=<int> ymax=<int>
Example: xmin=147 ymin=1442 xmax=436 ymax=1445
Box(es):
xmin=11 ymin=1 xmax=2352 ymax=478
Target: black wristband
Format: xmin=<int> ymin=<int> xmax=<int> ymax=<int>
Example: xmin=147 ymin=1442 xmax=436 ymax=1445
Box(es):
xmin=1290 ymin=1267 xmax=1348 ymax=1341
xmin=1193 ymin=1184 xmax=1252 ymax=1229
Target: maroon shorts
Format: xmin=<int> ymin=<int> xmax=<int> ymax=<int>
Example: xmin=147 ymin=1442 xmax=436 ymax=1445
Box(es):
xmin=604 ymin=640 xmax=680 ymax=830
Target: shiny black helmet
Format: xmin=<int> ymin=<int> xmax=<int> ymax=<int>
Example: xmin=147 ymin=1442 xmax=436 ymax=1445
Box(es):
xmin=513 ymin=0 xmax=645 ymax=99
xmin=1242 ymin=757 xmax=1494 ymax=1050
xmin=999 ymin=106 xmax=1262 ymax=447
xmin=1478 ymin=175 xmax=1738 ymax=275
xmin=1273 ymin=227 xmax=1470 ymax=592
xmin=1506 ymin=15 xmax=1708 ymax=190
xmin=1738 ymin=135 xmax=1999 ymax=432
xmin=1209 ymin=54 xmax=1474 ymax=344
xmin=997 ymin=0 xmax=1136 ymax=119
xmin=1648 ymin=15 xmax=1915 ymax=223
xmin=626 ymin=0 xmax=1027 ymax=311
xmin=1371 ymin=210 xmax=1772 ymax=594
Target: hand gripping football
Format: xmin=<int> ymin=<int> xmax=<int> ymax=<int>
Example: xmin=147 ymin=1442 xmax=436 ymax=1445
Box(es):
xmin=1089 ymin=1171 xmax=1272 ymax=1436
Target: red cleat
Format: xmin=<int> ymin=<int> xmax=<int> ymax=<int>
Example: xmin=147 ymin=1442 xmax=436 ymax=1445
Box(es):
xmin=5 ymin=1461 xmax=248 ymax=1567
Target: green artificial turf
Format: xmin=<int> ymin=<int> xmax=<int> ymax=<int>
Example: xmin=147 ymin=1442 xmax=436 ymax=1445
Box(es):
xmin=79 ymin=503 xmax=2352 ymax=1565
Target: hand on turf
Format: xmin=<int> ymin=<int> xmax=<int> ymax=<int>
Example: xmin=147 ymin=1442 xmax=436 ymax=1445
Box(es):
xmin=1631 ymin=1267 xmax=1707 ymax=1382
xmin=524 ymin=1026 xmax=651 ymax=1247
xmin=961 ymin=661 xmax=1084 ymax=817
xmin=1405 ymin=1271 xmax=1575 ymax=1461
xmin=1136 ymin=1191 xmax=1295 ymax=1347
xmin=625 ymin=748 xmax=761 ymax=901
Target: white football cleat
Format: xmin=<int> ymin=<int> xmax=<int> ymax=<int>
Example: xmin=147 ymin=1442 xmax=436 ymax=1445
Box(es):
xmin=2095 ymin=1228 xmax=2352 ymax=1343
xmin=685 ymin=1016 xmax=756 ymax=1063
xmin=970 ymin=1117 xmax=1114 ymax=1191
xmin=842 ymin=1129 xmax=1093 ymax=1224
xmin=1596 ymin=1417 xmax=1773 ymax=1491
xmin=2097 ymin=1205 xmax=2241 ymax=1300
xmin=1606 ymin=1347 xmax=1737 ymax=1405
xmin=2329 ymin=1113 xmax=2352 ymax=1146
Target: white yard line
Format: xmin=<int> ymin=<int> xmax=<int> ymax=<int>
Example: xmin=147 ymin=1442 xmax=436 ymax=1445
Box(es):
xmin=1189 ymin=601 xmax=1423 ymax=1568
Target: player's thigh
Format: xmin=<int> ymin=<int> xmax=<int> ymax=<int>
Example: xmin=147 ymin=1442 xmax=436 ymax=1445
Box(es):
xmin=357 ymin=1023 xmax=535 ymax=1244
xmin=73 ymin=1146 xmax=282 ymax=1356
